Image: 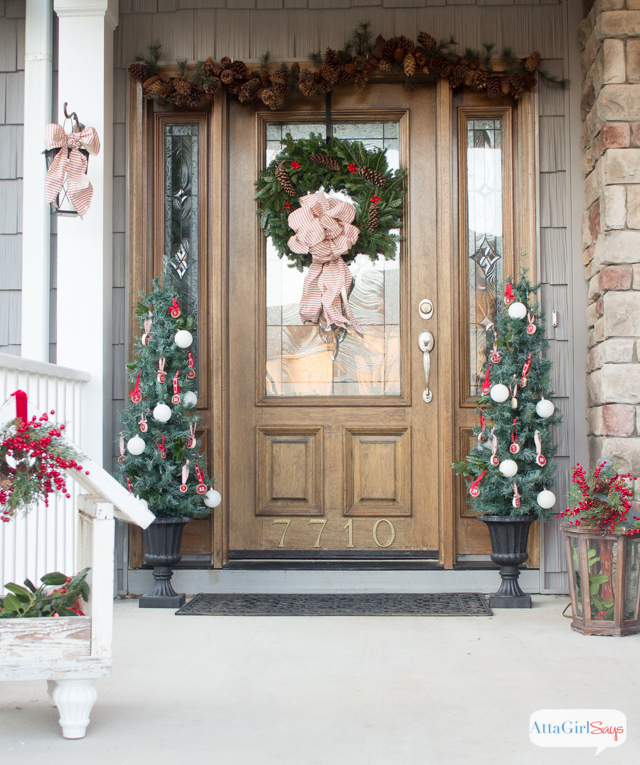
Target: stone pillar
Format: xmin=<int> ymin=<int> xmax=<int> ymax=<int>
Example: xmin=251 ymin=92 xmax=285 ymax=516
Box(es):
xmin=580 ymin=1 xmax=640 ymax=474
xmin=53 ymin=0 xmax=118 ymax=463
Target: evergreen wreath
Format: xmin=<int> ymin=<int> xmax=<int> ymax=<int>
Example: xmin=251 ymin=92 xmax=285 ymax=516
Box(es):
xmin=254 ymin=133 xmax=406 ymax=272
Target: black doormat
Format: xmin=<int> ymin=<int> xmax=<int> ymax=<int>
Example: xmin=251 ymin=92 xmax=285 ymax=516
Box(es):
xmin=176 ymin=592 xmax=492 ymax=617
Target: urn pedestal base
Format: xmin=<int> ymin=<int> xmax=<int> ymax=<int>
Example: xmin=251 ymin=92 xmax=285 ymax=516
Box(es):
xmin=139 ymin=517 xmax=190 ymax=609
xmin=481 ymin=515 xmax=536 ymax=610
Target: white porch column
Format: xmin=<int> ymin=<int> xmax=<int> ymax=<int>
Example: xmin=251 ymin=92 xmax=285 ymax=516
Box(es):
xmin=53 ymin=0 xmax=118 ymax=464
xmin=21 ymin=1 xmax=53 ymax=362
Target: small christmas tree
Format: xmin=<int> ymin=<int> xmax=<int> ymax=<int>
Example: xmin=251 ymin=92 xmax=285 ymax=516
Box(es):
xmin=453 ymin=273 xmax=562 ymax=517
xmin=116 ymin=262 xmax=216 ymax=518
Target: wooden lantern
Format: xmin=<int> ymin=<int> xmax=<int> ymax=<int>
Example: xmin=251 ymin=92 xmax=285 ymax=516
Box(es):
xmin=562 ymin=524 xmax=640 ymax=637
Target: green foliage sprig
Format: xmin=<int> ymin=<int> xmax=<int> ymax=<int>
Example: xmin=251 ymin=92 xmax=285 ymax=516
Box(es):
xmin=452 ymin=272 xmax=562 ymax=519
xmin=0 ymin=568 xmax=90 ymax=618
xmin=254 ymin=133 xmax=406 ymax=272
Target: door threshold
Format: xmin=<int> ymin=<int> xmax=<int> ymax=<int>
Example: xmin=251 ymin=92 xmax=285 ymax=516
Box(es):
xmin=225 ymin=560 xmax=445 ymax=571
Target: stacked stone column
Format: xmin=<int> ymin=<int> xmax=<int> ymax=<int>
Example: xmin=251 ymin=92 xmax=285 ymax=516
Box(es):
xmin=580 ymin=1 xmax=640 ymax=472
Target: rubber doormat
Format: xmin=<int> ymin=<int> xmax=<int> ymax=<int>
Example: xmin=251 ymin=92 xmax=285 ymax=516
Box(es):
xmin=176 ymin=593 xmax=492 ymax=616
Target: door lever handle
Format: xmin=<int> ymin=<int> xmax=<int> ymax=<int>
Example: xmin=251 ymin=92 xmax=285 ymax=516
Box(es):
xmin=418 ymin=331 xmax=435 ymax=404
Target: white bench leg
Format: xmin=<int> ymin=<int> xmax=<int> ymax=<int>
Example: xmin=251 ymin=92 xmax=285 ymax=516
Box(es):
xmin=46 ymin=680 xmax=56 ymax=705
xmin=51 ymin=679 xmax=97 ymax=739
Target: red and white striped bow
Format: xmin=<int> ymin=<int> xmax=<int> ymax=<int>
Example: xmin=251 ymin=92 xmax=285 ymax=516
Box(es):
xmin=44 ymin=123 xmax=100 ymax=219
xmin=288 ymin=193 xmax=362 ymax=333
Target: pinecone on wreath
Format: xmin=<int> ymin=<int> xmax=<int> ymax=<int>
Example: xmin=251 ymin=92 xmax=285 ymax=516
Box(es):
xmin=221 ymin=69 xmax=235 ymax=85
xmin=355 ymin=165 xmax=386 ymax=188
xmin=486 ymin=76 xmax=501 ymax=98
xmin=298 ymin=69 xmax=317 ymax=97
xmin=372 ymin=35 xmax=386 ymax=59
xmin=524 ymin=51 xmax=541 ymax=72
xmin=310 ymin=153 xmax=341 ymax=171
xmin=129 ymin=62 xmax=148 ymax=82
xmin=320 ymin=64 xmax=339 ymax=85
xmin=239 ymin=78 xmax=260 ymax=102
xmin=276 ymin=162 xmax=296 ymax=196
xmin=381 ymin=38 xmax=398 ymax=62
xmin=417 ymin=32 xmax=437 ymax=51
xmin=366 ymin=205 xmax=380 ymax=233
xmin=324 ymin=48 xmax=340 ymax=67
xmin=403 ymin=53 xmax=417 ymax=78
xmin=354 ymin=73 xmax=368 ymax=91
xmin=429 ymin=56 xmax=453 ymax=78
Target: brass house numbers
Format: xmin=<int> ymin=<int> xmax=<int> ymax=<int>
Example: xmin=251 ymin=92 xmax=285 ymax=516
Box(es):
xmin=271 ymin=517 xmax=398 ymax=550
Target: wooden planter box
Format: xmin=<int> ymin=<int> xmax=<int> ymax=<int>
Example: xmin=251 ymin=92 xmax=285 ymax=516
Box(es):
xmin=562 ymin=524 xmax=640 ymax=637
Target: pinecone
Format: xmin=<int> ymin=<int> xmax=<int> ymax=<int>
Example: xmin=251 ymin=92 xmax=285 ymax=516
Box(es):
xmin=260 ymin=68 xmax=271 ymax=87
xmin=379 ymin=60 xmax=393 ymax=74
xmin=354 ymin=73 xmax=368 ymax=91
xmin=221 ymin=69 xmax=235 ymax=85
xmin=366 ymin=205 xmax=380 ymax=233
xmin=523 ymin=74 xmax=537 ymax=89
xmin=320 ymin=64 xmax=339 ymax=85
xmin=417 ymin=32 xmax=437 ymax=51
xmin=403 ymin=54 xmax=417 ymax=78
xmin=524 ymin=51 xmax=541 ymax=72
xmin=414 ymin=47 xmax=427 ymax=67
xmin=429 ymin=56 xmax=452 ymax=78
xmin=143 ymin=74 xmax=171 ymax=97
xmin=298 ymin=69 xmax=317 ymax=97
xmin=338 ymin=69 xmax=355 ymax=86
xmin=310 ymin=153 xmax=341 ymax=171
xmin=449 ymin=71 xmax=463 ymax=89
xmin=397 ymin=36 xmax=415 ymax=55
xmin=468 ymin=58 xmax=480 ymax=70
xmin=270 ymin=68 xmax=288 ymax=82
xmin=291 ymin=62 xmax=300 ymax=76
xmin=422 ymin=65 xmax=431 ymax=75
xmin=355 ymin=165 xmax=386 ymax=188
xmin=345 ymin=62 xmax=356 ymax=75
xmin=449 ymin=64 xmax=468 ymax=88
xmin=486 ymin=76 xmax=501 ymax=98
xmin=174 ymin=75 xmax=192 ymax=95
xmin=201 ymin=57 xmax=216 ymax=77
xmin=276 ymin=162 xmax=296 ymax=196
xmin=129 ymin=62 xmax=148 ymax=82
xmin=261 ymin=88 xmax=277 ymax=108
xmin=272 ymin=79 xmax=291 ymax=98
xmin=202 ymin=76 xmax=221 ymax=95
xmin=232 ymin=60 xmax=247 ymax=80
xmin=474 ymin=69 xmax=488 ymax=92
xmin=220 ymin=56 xmax=232 ymax=69
xmin=394 ymin=47 xmax=405 ymax=62
xmin=381 ymin=38 xmax=398 ymax=62
xmin=184 ymin=83 xmax=205 ymax=107
xmin=238 ymin=78 xmax=261 ymax=103
xmin=353 ymin=55 xmax=367 ymax=73
xmin=372 ymin=35 xmax=386 ymax=59
xmin=500 ymin=76 xmax=511 ymax=96
xmin=510 ymin=72 xmax=525 ymax=96
xmin=324 ymin=47 xmax=340 ymax=67
xmin=464 ymin=67 xmax=476 ymax=87
xmin=364 ymin=56 xmax=378 ymax=74
xmin=318 ymin=80 xmax=333 ymax=94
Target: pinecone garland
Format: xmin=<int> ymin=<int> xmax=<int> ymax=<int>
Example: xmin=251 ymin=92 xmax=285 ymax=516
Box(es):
xmin=310 ymin=153 xmax=341 ymax=171
xmin=403 ymin=54 xmax=417 ymax=78
xmin=276 ymin=162 xmax=296 ymax=196
xmin=239 ymin=78 xmax=260 ymax=103
xmin=129 ymin=63 xmax=148 ymax=82
xmin=524 ymin=51 xmax=541 ymax=72
xmin=366 ymin=205 xmax=380 ymax=233
xmin=355 ymin=165 xmax=386 ymax=188
xmin=417 ymin=32 xmax=437 ymax=51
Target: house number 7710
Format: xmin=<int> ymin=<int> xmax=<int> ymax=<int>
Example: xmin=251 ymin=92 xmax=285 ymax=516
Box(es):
xmin=271 ymin=518 xmax=396 ymax=548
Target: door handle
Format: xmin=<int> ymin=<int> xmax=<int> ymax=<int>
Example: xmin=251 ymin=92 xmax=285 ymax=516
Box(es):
xmin=418 ymin=331 xmax=435 ymax=404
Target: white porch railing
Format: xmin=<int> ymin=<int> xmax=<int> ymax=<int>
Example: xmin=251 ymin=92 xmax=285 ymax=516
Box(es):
xmin=0 ymin=353 xmax=90 ymax=592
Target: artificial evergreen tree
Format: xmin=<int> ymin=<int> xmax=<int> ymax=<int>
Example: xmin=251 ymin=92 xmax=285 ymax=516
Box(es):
xmin=116 ymin=262 xmax=217 ymax=518
xmin=453 ymin=273 xmax=562 ymax=518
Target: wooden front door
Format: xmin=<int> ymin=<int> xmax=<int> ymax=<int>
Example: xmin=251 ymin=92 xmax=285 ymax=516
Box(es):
xmin=227 ymin=84 xmax=447 ymax=560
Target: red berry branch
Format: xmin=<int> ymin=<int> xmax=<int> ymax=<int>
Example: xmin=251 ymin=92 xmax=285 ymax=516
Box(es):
xmin=0 ymin=411 xmax=86 ymax=523
xmin=556 ymin=462 xmax=640 ymax=536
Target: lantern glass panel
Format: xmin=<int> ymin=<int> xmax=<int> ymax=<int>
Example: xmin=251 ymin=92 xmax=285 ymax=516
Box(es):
xmin=569 ymin=536 xmax=583 ymax=618
xmin=586 ymin=537 xmax=617 ymax=622
xmin=623 ymin=538 xmax=640 ymax=622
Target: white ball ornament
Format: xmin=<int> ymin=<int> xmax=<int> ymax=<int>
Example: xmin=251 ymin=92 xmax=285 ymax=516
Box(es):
xmin=174 ymin=330 xmax=193 ymax=349
xmin=127 ymin=435 xmax=146 ymax=455
xmin=536 ymin=397 xmax=555 ymax=418
xmin=537 ymin=489 xmax=556 ymax=509
xmin=153 ymin=403 xmax=172 ymax=423
xmin=508 ymin=301 xmax=527 ymax=320
xmin=183 ymin=391 xmax=198 ymax=408
xmin=204 ymin=489 xmax=222 ymax=509
xmin=499 ymin=459 xmax=518 ymax=478
xmin=490 ymin=383 xmax=510 ymax=403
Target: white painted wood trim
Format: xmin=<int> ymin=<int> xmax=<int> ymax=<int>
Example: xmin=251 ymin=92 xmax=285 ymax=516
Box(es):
xmin=0 ymin=617 xmax=91 ymax=660
xmin=21 ymin=0 xmax=54 ymax=362
xmin=0 ymin=657 xmax=112 ymax=682
xmin=0 ymin=353 xmax=90 ymax=382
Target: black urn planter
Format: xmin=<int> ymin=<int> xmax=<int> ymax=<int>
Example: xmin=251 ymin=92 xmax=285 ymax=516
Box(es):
xmin=139 ymin=517 xmax=191 ymax=609
xmin=480 ymin=515 xmax=536 ymax=609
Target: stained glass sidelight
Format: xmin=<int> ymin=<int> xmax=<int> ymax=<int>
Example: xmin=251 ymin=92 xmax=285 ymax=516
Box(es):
xmin=265 ymin=122 xmax=401 ymax=397
xmin=466 ymin=118 xmax=504 ymax=398
xmin=164 ymin=123 xmax=200 ymax=389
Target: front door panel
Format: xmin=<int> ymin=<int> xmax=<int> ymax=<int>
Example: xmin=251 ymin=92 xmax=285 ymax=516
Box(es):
xmin=228 ymin=85 xmax=439 ymax=559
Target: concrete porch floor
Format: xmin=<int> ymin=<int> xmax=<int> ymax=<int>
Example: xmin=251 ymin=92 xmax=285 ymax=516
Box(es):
xmin=1 ymin=595 xmax=639 ymax=765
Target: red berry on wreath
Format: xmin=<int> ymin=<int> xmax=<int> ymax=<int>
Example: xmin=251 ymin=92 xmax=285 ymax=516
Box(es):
xmin=291 ymin=161 xmax=301 ymax=170
xmin=370 ymin=195 xmax=381 ymax=204
xmin=348 ymin=162 xmax=356 ymax=173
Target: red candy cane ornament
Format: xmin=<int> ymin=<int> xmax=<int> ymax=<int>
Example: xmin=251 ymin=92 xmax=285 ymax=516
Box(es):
xmin=129 ymin=372 xmax=142 ymax=403
xmin=469 ymin=471 xmax=487 ymax=498
xmin=194 ymin=462 xmax=207 ymax=495
xmin=534 ymin=430 xmax=547 ymax=466
xmin=179 ymin=460 xmax=190 ymax=493
xmin=520 ymin=353 xmax=532 ymax=388
xmin=171 ymin=370 xmax=181 ymax=404
xmin=187 ymin=351 xmax=196 ymax=380
xmin=481 ymin=364 xmax=492 ymax=396
xmin=155 ymin=435 xmax=166 ymax=459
